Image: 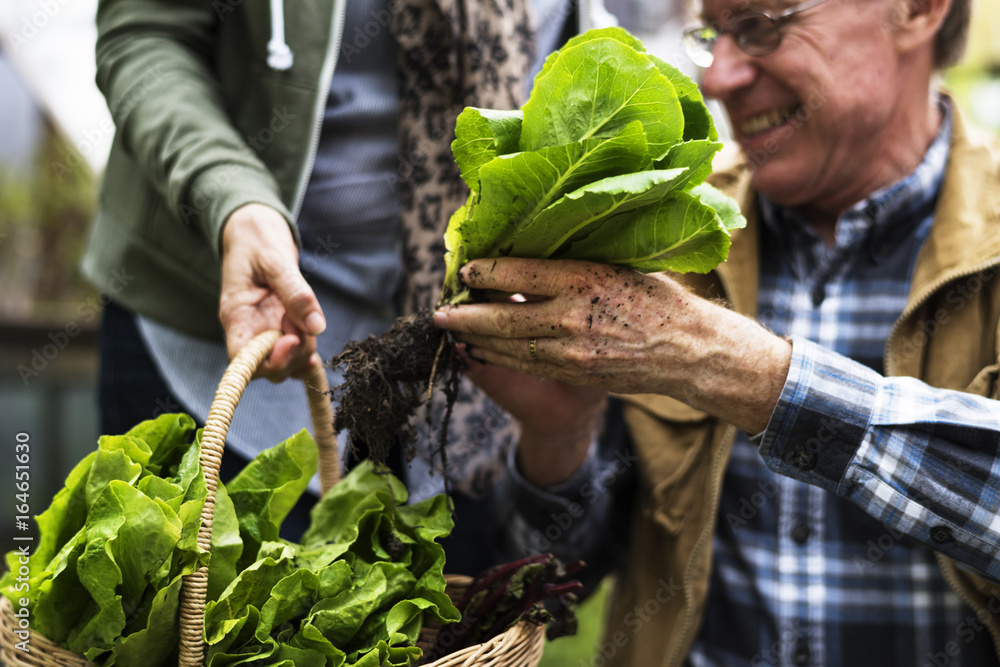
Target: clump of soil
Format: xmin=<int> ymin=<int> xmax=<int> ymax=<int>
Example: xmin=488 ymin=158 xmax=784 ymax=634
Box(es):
xmin=330 ymin=311 xmax=463 ymax=475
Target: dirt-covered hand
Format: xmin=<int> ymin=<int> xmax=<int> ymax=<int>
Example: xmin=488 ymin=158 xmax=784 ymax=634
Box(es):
xmin=433 ymin=257 xmax=792 ymax=434
xmin=220 ymin=203 xmax=326 ymax=382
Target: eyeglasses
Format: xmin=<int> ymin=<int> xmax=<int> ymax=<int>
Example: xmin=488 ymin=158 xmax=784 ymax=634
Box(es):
xmin=682 ymin=0 xmax=832 ymax=68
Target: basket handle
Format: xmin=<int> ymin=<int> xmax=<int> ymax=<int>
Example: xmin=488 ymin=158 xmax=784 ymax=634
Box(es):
xmin=177 ymin=329 xmax=340 ymax=666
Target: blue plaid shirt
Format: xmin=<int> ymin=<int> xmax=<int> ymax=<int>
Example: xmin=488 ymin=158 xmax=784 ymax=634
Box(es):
xmin=498 ymin=100 xmax=1000 ymax=666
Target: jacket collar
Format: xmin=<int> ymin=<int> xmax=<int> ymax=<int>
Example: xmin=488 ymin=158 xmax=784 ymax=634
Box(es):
xmin=714 ymin=102 xmax=1000 ymax=322
xmin=714 ymin=164 xmax=759 ymax=318
xmin=908 ymin=104 xmax=1000 ymax=298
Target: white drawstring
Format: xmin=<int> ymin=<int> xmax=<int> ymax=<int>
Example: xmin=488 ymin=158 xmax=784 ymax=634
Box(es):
xmin=267 ymin=0 xmax=294 ymax=70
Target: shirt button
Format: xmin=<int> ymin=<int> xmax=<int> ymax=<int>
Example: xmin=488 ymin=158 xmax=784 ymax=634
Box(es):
xmin=791 ymin=448 xmax=817 ymax=471
xmin=791 ymin=523 xmax=811 ymax=544
xmin=930 ymin=525 xmax=955 ymax=544
xmin=793 ymin=640 xmax=811 ymax=665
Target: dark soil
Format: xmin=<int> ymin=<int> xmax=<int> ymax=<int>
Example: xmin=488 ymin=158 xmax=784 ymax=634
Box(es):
xmin=329 ymin=311 xmax=462 ymax=476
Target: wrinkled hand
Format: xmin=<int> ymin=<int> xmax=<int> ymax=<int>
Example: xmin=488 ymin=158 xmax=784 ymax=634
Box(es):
xmin=220 ymin=203 xmax=326 ymax=382
xmin=434 ymin=257 xmax=792 ymax=434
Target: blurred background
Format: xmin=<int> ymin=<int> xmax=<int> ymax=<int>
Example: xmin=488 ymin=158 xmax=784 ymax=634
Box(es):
xmin=0 ymin=0 xmax=997 ymax=663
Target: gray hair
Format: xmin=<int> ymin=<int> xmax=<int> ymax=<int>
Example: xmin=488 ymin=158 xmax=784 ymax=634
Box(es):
xmin=935 ymin=0 xmax=971 ymax=68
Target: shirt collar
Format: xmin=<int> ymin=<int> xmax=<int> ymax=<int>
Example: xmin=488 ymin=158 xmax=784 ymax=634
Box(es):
xmin=758 ymin=98 xmax=953 ymax=267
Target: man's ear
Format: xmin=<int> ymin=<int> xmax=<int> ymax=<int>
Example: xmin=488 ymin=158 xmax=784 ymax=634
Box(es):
xmin=892 ymin=0 xmax=951 ymax=55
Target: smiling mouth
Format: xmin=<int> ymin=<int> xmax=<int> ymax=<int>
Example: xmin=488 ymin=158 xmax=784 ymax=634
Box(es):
xmin=739 ymin=105 xmax=803 ymax=137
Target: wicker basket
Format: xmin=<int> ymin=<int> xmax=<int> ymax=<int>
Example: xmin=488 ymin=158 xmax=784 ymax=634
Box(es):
xmin=1 ymin=330 xmax=546 ymax=667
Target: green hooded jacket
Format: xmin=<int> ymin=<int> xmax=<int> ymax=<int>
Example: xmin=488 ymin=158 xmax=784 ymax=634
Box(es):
xmin=83 ymin=0 xmax=602 ymax=339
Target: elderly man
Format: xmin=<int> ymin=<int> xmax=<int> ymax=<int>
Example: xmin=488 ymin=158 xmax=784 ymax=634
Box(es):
xmin=434 ymin=0 xmax=1000 ymax=664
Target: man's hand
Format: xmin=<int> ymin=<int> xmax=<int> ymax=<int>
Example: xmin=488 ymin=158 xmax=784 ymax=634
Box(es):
xmin=434 ymin=257 xmax=792 ymax=434
xmin=220 ymin=203 xmax=326 ymax=381
xmin=460 ymin=353 xmax=607 ymax=488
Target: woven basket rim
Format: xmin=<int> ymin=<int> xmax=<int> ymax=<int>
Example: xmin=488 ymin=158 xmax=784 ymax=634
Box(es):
xmin=3 ymin=330 xmax=546 ymax=667
xmin=0 ymin=592 xmax=545 ymax=667
xmin=0 ymin=596 xmax=95 ymax=667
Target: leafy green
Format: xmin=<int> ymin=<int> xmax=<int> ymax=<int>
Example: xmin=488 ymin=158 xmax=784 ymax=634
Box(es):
xmin=509 ymin=168 xmax=689 ymax=258
xmin=690 ymin=182 xmax=748 ymax=231
xmin=453 ymin=108 xmax=523 ymax=192
xmin=205 ymin=460 xmax=458 ymax=667
xmin=442 ymin=26 xmax=742 ymax=304
xmin=648 ymin=54 xmax=718 ymax=143
xmin=2 ymin=419 xmax=457 ymax=667
xmin=225 ymin=430 xmax=316 ymax=573
xmin=559 ymin=185 xmax=745 ymax=273
xmin=457 ymin=121 xmax=649 ymax=262
xmin=656 ymin=139 xmax=723 ymax=191
xmin=520 ymin=35 xmax=682 ymax=159
xmin=0 ymin=414 xmax=211 ymax=665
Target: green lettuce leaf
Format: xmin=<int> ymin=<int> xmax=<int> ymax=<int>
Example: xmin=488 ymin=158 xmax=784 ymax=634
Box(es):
xmin=558 ymin=189 xmax=736 ymax=274
xmin=463 ymin=121 xmax=649 ymax=258
xmin=521 ymin=35 xmax=682 ymax=160
xmin=108 ymin=572 xmax=183 ymax=666
xmin=3 ymin=420 xmax=458 ymax=667
xmin=690 ymin=181 xmax=748 ymax=231
xmin=73 ymin=481 xmax=182 ymax=655
xmin=442 ymin=27 xmax=743 ymax=304
xmin=0 ymin=414 xmax=209 ymax=667
xmin=509 ymin=168 xmax=690 ymax=258
xmin=655 ymin=139 xmax=723 ymax=191
xmin=538 ymin=26 xmax=715 ymax=143
xmin=206 ymin=462 xmax=457 ymax=665
xmin=225 ymin=429 xmax=317 ymax=570
xmin=648 ymin=55 xmax=717 ymax=143
xmin=443 ymin=120 xmax=650 ymax=301
xmin=453 ymin=107 xmax=523 ymax=192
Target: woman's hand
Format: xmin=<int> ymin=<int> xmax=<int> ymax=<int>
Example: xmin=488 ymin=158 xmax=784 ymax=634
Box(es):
xmin=434 ymin=257 xmax=792 ymax=434
xmin=219 ymin=203 xmax=326 ymax=381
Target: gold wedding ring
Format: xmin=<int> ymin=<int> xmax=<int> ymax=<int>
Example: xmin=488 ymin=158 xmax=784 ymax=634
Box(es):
xmin=528 ymin=338 xmax=538 ymax=360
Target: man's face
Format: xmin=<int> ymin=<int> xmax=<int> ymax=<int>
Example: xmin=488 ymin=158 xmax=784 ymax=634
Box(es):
xmin=698 ymin=0 xmax=912 ymax=212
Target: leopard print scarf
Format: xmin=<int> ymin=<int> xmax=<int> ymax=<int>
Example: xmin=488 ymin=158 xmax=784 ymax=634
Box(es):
xmin=391 ymin=0 xmax=535 ymax=498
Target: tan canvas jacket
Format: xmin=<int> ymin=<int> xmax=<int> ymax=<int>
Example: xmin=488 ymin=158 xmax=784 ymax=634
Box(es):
xmin=605 ymin=107 xmax=1000 ymax=666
